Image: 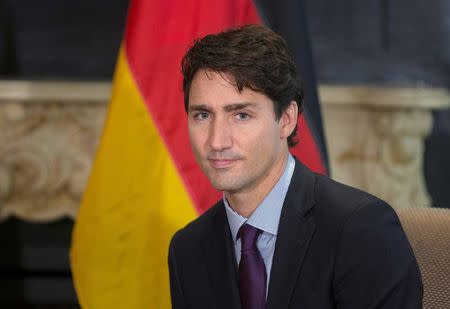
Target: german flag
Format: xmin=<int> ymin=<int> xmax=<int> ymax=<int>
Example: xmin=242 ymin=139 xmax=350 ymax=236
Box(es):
xmin=70 ymin=0 xmax=327 ymax=308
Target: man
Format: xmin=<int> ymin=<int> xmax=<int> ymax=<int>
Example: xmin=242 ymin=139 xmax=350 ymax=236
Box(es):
xmin=168 ymin=25 xmax=422 ymax=309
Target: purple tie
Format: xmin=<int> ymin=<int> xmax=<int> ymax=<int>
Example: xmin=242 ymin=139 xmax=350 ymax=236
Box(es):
xmin=238 ymin=224 xmax=267 ymax=309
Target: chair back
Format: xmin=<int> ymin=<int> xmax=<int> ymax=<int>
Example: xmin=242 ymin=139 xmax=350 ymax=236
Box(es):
xmin=396 ymin=208 xmax=450 ymax=309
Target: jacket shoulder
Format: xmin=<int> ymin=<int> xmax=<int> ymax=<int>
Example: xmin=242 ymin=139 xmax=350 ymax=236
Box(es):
xmin=170 ymin=200 xmax=222 ymax=250
xmin=312 ymin=173 xmax=390 ymax=221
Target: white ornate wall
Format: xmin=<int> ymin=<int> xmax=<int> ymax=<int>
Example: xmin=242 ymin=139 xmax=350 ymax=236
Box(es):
xmin=0 ymin=81 xmax=448 ymax=222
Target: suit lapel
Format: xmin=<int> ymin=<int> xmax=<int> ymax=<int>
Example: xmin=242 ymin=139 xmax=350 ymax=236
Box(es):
xmin=266 ymin=161 xmax=317 ymax=309
xmin=203 ymin=202 xmax=242 ymax=309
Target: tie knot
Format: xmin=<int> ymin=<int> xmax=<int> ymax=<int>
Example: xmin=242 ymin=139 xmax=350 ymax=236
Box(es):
xmin=238 ymin=224 xmax=262 ymax=251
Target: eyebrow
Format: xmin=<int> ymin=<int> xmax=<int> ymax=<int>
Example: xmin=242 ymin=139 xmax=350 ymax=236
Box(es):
xmin=223 ymin=102 xmax=257 ymax=112
xmin=188 ymin=104 xmax=211 ymax=113
xmin=188 ymin=102 xmax=257 ymax=113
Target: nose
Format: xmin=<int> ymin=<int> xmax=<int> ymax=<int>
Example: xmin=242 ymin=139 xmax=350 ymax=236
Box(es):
xmin=208 ymin=117 xmax=232 ymax=151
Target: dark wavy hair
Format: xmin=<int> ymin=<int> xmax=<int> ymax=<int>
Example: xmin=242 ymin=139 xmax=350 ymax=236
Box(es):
xmin=181 ymin=24 xmax=303 ymax=147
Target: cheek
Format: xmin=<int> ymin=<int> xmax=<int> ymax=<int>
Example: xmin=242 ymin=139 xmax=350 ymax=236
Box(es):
xmin=188 ymin=126 xmax=207 ymax=153
xmin=237 ymin=122 xmax=280 ymax=153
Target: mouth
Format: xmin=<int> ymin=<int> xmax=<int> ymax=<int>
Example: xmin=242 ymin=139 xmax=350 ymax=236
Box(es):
xmin=208 ymin=158 xmax=240 ymax=169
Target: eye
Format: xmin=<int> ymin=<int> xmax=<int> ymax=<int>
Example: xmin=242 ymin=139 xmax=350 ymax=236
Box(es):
xmin=193 ymin=112 xmax=209 ymax=120
xmin=235 ymin=112 xmax=250 ymax=120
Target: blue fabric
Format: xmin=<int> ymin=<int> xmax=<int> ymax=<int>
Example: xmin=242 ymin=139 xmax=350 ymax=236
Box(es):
xmin=224 ymin=154 xmax=295 ymax=294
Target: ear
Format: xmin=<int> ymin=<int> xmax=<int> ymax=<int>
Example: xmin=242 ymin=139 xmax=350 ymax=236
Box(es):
xmin=280 ymin=101 xmax=298 ymax=139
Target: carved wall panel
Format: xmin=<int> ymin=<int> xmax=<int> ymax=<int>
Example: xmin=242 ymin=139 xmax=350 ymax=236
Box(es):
xmin=0 ymin=82 xmax=108 ymax=222
xmin=320 ymin=85 xmax=450 ymax=208
xmin=0 ymin=82 xmax=448 ymax=222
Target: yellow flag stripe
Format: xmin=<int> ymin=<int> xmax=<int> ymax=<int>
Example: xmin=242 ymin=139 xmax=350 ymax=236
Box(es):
xmin=70 ymin=48 xmax=197 ymax=308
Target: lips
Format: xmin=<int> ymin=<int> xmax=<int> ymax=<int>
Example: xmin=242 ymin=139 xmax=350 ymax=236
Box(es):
xmin=208 ymin=158 xmax=239 ymax=169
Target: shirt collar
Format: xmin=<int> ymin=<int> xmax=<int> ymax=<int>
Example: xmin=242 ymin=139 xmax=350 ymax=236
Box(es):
xmin=224 ymin=154 xmax=296 ymax=241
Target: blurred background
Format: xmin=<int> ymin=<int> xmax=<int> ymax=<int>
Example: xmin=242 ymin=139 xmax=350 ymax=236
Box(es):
xmin=0 ymin=0 xmax=449 ymax=307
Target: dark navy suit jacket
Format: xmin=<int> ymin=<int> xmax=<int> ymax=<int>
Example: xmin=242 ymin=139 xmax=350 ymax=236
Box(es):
xmin=168 ymin=160 xmax=423 ymax=308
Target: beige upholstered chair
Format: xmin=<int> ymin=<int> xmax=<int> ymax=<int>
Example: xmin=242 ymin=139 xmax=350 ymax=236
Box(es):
xmin=395 ymin=208 xmax=450 ymax=309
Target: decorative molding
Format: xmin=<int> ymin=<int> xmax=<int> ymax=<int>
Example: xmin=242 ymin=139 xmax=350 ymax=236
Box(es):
xmin=0 ymin=81 xmax=449 ymax=222
xmin=319 ymin=84 xmax=450 ymax=109
xmin=0 ymin=81 xmax=111 ymax=103
xmin=2 ymin=81 xmax=448 ymax=107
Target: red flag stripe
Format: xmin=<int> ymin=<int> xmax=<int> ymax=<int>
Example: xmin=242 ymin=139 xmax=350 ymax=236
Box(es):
xmin=124 ymin=0 xmax=261 ymax=213
xmin=291 ymin=115 xmax=327 ymax=174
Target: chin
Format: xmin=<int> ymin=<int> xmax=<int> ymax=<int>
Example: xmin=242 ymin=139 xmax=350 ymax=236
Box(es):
xmin=209 ymin=178 xmax=241 ymax=192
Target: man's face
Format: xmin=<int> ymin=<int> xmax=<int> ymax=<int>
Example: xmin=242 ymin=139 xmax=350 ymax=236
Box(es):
xmin=187 ymin=69 xmax=291 ymax=194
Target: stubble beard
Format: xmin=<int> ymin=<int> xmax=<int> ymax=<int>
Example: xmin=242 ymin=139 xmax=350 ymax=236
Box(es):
xmin=203 ymin=160 xmax=267 ymax=195
xmin=204 ymin=166 xmax=241 ymax=192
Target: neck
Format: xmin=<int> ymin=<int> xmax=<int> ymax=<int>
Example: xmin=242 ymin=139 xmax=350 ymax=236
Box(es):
xmin=225 ymin=150 xmax=289 ymax=218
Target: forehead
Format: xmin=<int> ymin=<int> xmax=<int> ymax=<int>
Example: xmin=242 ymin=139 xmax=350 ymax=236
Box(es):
xmin=190 ymin=69 xmax=239 ymax=96
xmin=189 ymin=69 xmax=271 ymax=108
